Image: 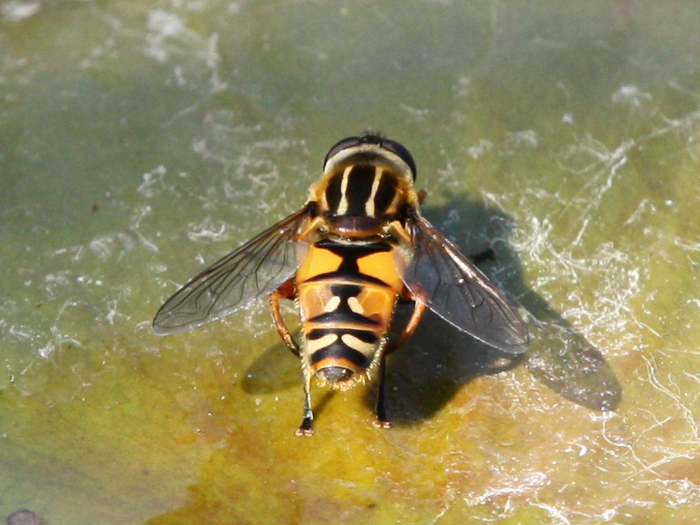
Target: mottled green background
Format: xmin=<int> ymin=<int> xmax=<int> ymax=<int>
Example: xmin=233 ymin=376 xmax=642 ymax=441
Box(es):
xmin=1 ymin=1 xmax=699 ymax=524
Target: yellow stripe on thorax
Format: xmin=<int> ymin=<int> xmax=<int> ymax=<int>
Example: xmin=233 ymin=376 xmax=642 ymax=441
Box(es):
xmin=365 ymin=168 xmax=383 ymax=217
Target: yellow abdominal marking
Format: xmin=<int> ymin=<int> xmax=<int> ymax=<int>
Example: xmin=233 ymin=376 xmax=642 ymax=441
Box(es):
xmin=296 ymin=246 xmax=343 ymax=282
xmin=347 ymin=297 xmax=364 ymax=314
xmin=306 ymin=333 xmax=338 ymax=353
xmin=324 ymin=296 xmax=341 ymax=312
xmin=341 ymin=334 xmax=376 ymax=355
xmin=357 ymin=251 xmax=404 ymax=292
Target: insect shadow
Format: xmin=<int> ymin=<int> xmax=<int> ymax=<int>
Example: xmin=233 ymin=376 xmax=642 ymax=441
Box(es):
xmin=242 ymin=192 xmax=621 ymax=424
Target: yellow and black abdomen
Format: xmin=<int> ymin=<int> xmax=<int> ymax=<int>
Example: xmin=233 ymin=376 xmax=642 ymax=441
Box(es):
xmin=296 ymin=238 xmax=404 ymax=387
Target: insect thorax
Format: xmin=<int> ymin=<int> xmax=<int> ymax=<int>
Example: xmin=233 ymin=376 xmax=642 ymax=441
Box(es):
xmin=310 ymin=158 xmax=419 ymax=234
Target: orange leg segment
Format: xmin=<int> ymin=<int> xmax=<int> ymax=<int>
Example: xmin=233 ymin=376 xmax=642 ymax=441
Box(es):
xmin=384 ymin=297 xmax=426 ymax=356
xmin=269 ymin=278 xmax=314 ymax=435
xmin=269 ymin=278 xmax=300 ymax=357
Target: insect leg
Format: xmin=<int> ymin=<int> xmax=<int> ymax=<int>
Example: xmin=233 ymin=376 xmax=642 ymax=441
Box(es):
xmin=271 ymin=278 xmax=315 ymax=435
xmin=384 ymin=296 xmax=426 ymax=355
xmin=373 ymin=355 xmax=391 ymax=428
xmin=296 ymin=367 xmax=314 ymax=436
xmin=374 ymin=295 xmax=426 ymax=428
xmin=269 ymin=278 xmax=300 ymax=357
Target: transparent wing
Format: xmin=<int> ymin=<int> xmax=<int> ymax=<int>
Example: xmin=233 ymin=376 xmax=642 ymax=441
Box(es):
xmin=400 ymin=214 xmax=529 ymax=354
xmin=153 ymin=207 xmax=309 ymax=335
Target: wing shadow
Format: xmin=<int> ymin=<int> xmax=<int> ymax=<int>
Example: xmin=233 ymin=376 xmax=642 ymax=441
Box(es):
xmin=242 ymin=333 xmax=301 ymax=395
xmin=381 ymin=192 xmax=621 ymax=424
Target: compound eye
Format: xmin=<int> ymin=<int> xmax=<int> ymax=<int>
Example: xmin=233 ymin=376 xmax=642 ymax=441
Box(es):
xmin=323 ymin=136 xmax=363 ymax=170
xmin=322 ymin=134 xmax=417 ymax=181
xmin=379 ymin=138 xmax=417 ymax=181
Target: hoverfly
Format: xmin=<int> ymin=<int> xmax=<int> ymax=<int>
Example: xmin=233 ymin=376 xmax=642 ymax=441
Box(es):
xmin=153 ymin=134 xmax=529 ymax=435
